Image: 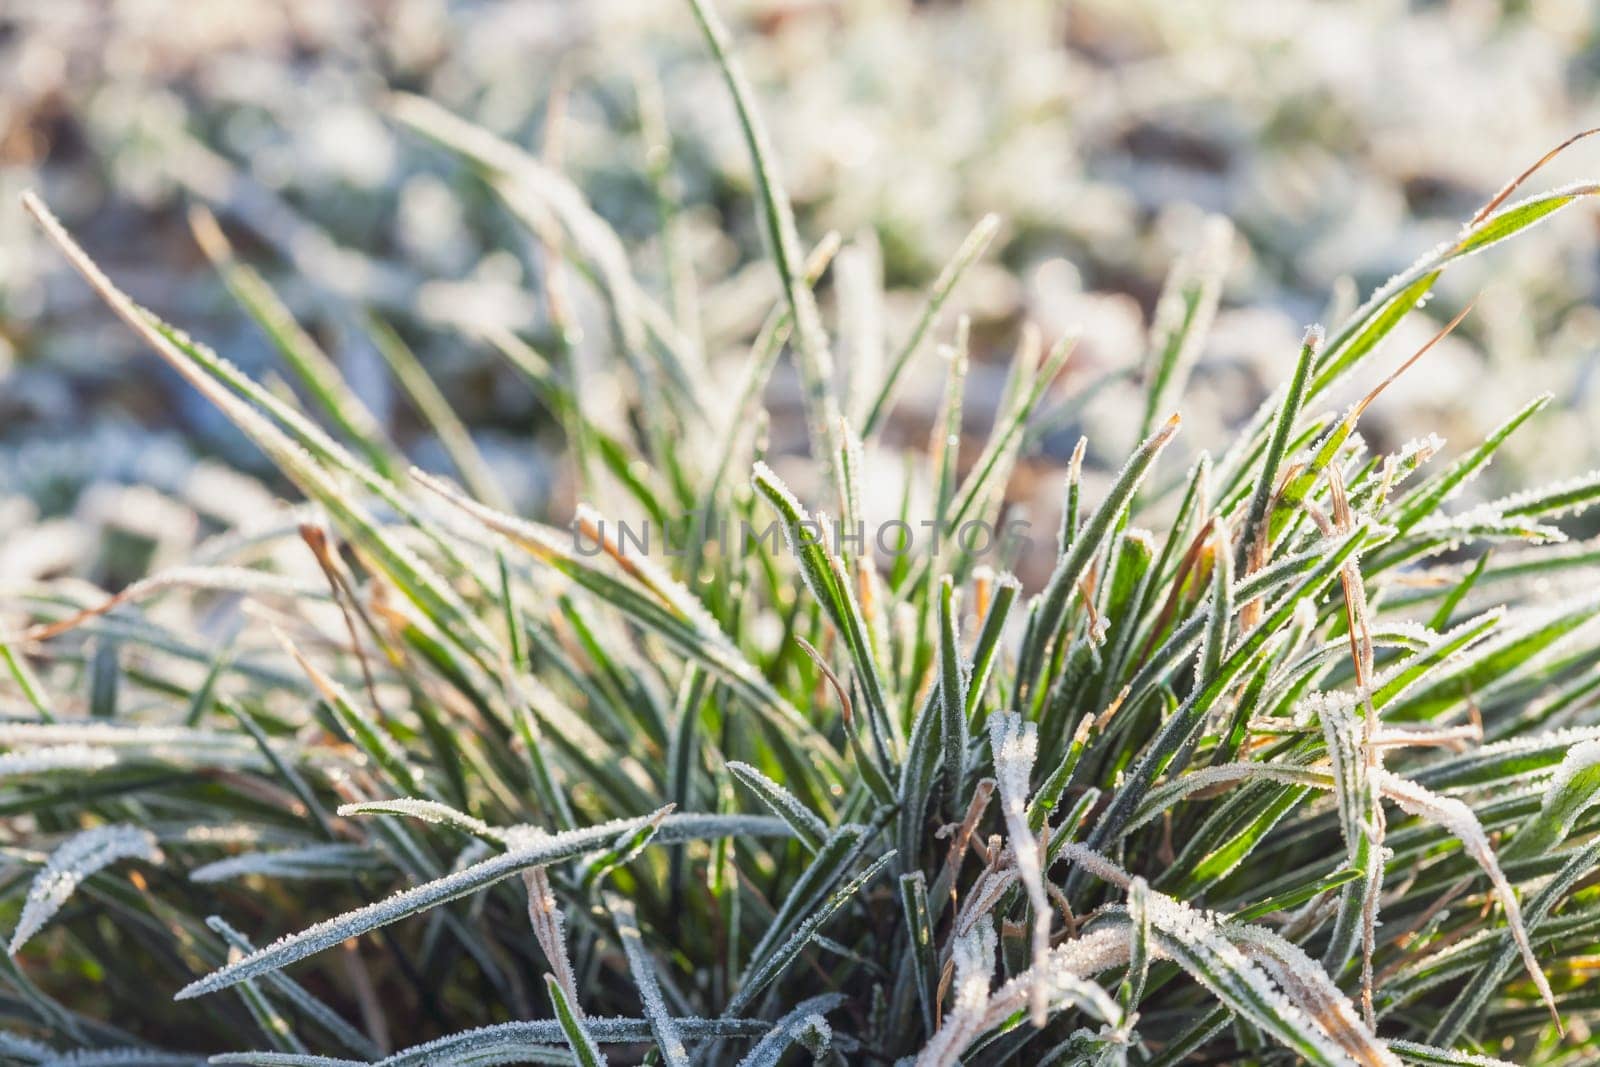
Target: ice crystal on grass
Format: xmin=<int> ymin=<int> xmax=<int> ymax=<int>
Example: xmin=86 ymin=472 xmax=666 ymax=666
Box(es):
xmin=189 ymin=844 xmax=383 ymax=884
xmin=0 ymin=744 xmax=118 ymax=778
xmin=988 ymin=711 xmax=1051 ymax=1024
xmin=1377 ymin=771 xmax=1560 ymax=1028
xmin=915 ymin=918 xmax=999 ymax=1067
xmin=335 ymin=798 xmax=503 ymax=842
xmin=10 ymin=826 xmax=163 ymax=954
xmin=1506 ymin=738 xmax=1600 ymax=856
xmin=175 ymin=811 xmax=665 ymax=1000
xmin=605 ymin=892 xmax=688 ymax=1067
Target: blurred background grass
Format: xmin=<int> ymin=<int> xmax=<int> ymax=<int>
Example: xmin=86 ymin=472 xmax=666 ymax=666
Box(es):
xmin=4 ymin=0 xmax=1600 ymax=588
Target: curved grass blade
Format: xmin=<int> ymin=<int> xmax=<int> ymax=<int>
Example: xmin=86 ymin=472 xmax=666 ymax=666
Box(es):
xmin=190 ymin=844 xmax=385 ymax=885
xmin=9 ymin=825 xmax=162 ymax=954
xmin=175 ymin=809 xmax=668 ymax=1000
xmin=1503 ymin=738 xmax=1600 ymax=860
xmin=1378 ymin=771 xmax=1559 ymax=1032
xmin=337 ymin=799 xmax=503 ymax=844
xmin=736 ymin=994 xmax=846 ymax=1067
xmin=727 ymin=761 xmax=826 ymax=853
xmin=1427 ymin=835 xmax=1600 ymax=1046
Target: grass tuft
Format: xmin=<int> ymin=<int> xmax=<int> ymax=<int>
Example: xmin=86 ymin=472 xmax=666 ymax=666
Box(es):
xmin=5 ymin=3 xmax=1600 ymax=1064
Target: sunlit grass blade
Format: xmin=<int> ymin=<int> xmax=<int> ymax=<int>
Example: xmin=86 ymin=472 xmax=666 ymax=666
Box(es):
xmin=861 ymin=215 xmax=1000 ymax=437
xmin=1140 ymin=217 xmax=1230 ymax=439
xmin=366 ymin=315 xmax=510 ymax=511
xmin=686 ymin=0 xmax=845 ymax=504
xmin=1237 ymin=326 xmax=1319 ymax=568
xmin=188 ymin=207 xmax=400 ymax=482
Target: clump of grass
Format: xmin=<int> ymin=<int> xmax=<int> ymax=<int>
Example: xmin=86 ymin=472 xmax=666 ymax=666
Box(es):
xmin=6 ymin=2 xmax=1600 ymax=1064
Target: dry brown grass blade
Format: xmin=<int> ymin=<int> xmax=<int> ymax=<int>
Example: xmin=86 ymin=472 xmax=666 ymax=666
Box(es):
xmin=6 ymin=566 xmax=311 ymax=645
xmin=1135 ymin=514 xmax=1218 ymax=665
xmin=1471 ymin=127 xmax=1600 ymax=226
xmin=1325 ymin=466 xmax=1387 ymax=1027
xmin=795 ymin=634 xmax=852 ymax=728
xmin=933 ymin=779 xmax=998 ymax=915
xmin=1348 ymin=300 xmax=1476 ymax=425
xmin=9 ymin=575 xmax=185 ymax=645
xmin=523 ymin=867 xmax=581 ymax=1012
xmin=301 ymin=523 xmax=391 ymax=716
xmin=972 ymin=567 xmax=993 ymax=627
